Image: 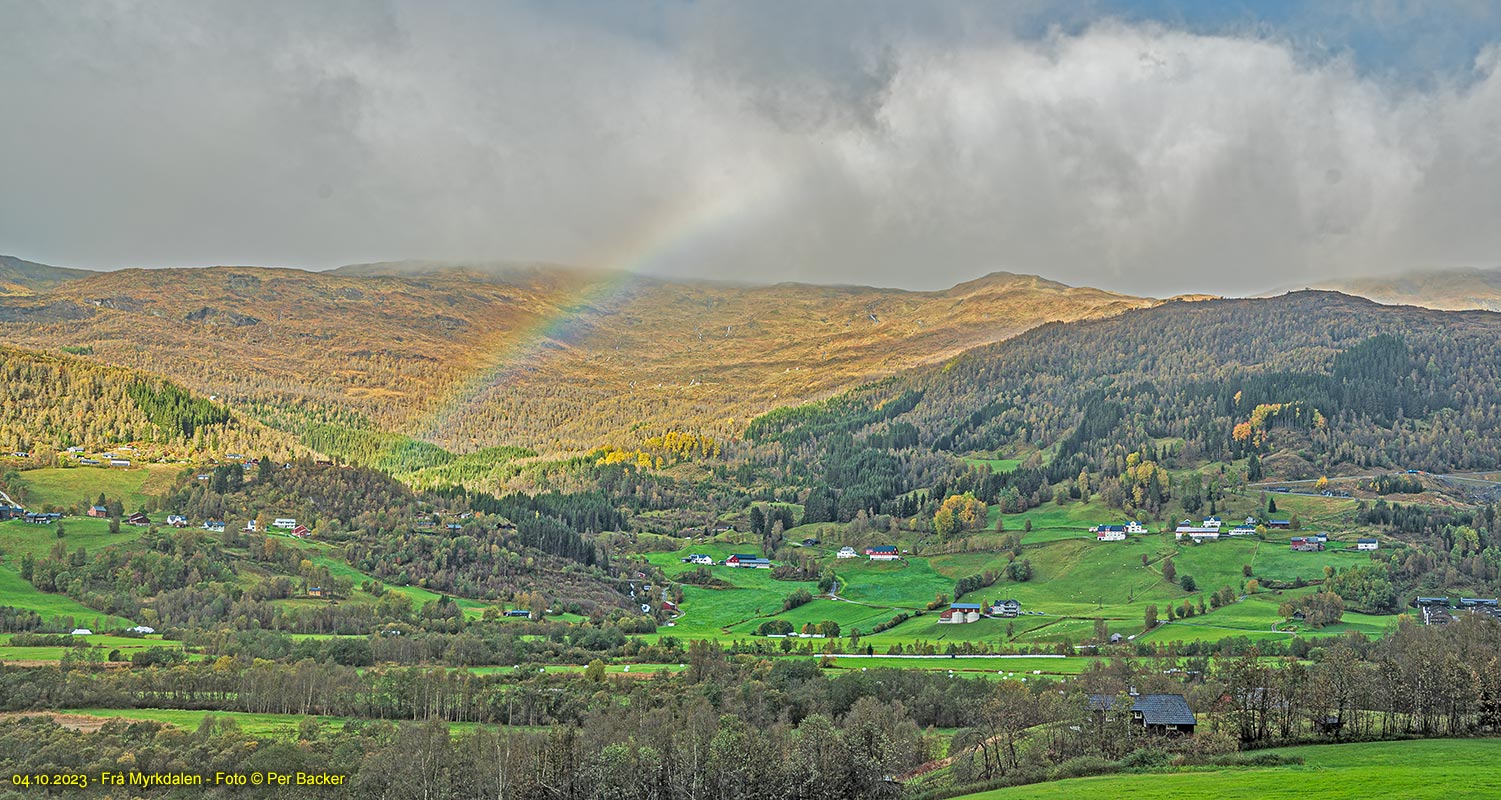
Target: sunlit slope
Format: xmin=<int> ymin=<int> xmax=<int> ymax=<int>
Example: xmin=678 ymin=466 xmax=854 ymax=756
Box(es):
xmin=0 ymin=265 xmax=1154 ymax=452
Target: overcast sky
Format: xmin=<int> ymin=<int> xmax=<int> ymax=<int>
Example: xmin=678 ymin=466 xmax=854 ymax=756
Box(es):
xmin=3 ymin=1 xmax=1501 ymax=296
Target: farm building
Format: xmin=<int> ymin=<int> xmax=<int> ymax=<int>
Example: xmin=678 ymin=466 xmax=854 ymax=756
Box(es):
xmin=291 ymin=524 xmax=311 ymax=537
xmin=990 ymin=599 xmax=1021 ymax=617
xmin=87 ymin=505 xmax=108 ymax=518
xmin=1228 ymin=525 xmax=1258 ymax=536
xmin=939 ymin=603 xmax=983 ymax=624
xmin=0 ymin=505 xmax=25 ymax=521
xmin=1267 ymin=519 xmax=1292 ymax=529
xmin=1175 ymin=518 xmax=1222 ymax=539
xmin=836 ymin=546 xmax=857 ymax=559
xmin=1357 ymin=538 xmax=1379 ymax=551
xmin=70 ymin=628 xmax=93 ymax=636
xmin=273 ymin=518 xmax=297 ymax=529
xmin=109 ymin=459 xmax=130 ymax=467
xmin=1096 ymin=527 xmax=1127 ymax=542
xmin=865 ymin=545 xmax=900 ymax=561
xmin=1088 ymin=693 xmax=1197 ymax=734
xmin=166 ymin=514 xmax=187 ymax=527
xmin=307 ymin=587 xmax=325 ymax=598
xmin=1289 ymin=536 xmax=1324 ymax=552
xmin=126 ymin=512 xmax=151 ymax=526
xmin=725 ymin=554 xmax=772 ymax=569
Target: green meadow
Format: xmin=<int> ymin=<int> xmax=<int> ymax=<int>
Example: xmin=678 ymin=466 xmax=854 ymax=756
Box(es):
xmin=957 ymin=738 xmax=1501 ymax=800
xmin=0 ymin=516 xmax=149 ymax=560
xmin=0 ymin=564 xmax=134 ymax=630
xmin=50 ymin=708 xmax=530 ymax=737
xmin=644 ymin=490 xmax=1401 ymax=650
xmin=0 ymin=632 xmax=181 ymax=662
xmin=10 ymin=465 xmax=179 ymax=511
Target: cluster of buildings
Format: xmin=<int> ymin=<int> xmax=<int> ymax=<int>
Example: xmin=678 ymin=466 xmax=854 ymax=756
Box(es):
xmin=1416 ymin=596 xmax=1499 ymax=626
xmin=1174 ymin=516 xmax=1225 ymax=540
xmin=1091 ymin=521 xmax=1146 ymax=541
xmin=938 ymin=598 xmax=1021 ymax=623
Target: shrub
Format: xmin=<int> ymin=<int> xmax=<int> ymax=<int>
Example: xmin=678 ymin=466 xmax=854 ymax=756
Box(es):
xmin=1049 ymin=756 xmax=1118 ymax=781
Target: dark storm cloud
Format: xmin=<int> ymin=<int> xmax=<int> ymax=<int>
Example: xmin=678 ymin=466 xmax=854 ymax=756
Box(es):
xmin=2 ymin=1 xmax=1500 ymax=295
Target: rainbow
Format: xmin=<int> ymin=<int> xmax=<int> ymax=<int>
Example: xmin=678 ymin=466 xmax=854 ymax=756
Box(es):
xmin=401 ymin=173 xmax=789 ymax=452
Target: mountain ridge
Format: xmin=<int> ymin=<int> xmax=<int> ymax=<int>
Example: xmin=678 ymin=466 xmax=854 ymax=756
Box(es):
xmin=0 ymin=263 xmax=1159 ymax=454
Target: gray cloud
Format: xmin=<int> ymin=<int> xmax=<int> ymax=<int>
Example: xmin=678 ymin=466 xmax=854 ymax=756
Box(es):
xmin=2 ymin=1 xmax=1500 ymax=295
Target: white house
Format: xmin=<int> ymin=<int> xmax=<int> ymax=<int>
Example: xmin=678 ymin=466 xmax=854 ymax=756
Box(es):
xmin=166 ymin=514 xmax=188 ymax=527
xmin=1203 ymin=516 xmax=1223 ymax=529
xmin=687 ymin=553 xmax=714 ymax=565
xmin=273 ymin=518 xmax=297 ymax=529
xmin=836 ymin=546 xmax=858 ymax=559
xmin=1125 ymin=521 xmax=1146 ymax=534
xmin=1228 ymin=525 xmax=1258 ymax=536
xmin=1357 ymin=538 xmax=1379 ymax=551
xmin=129 ymin=625 xmax=156 ymax=634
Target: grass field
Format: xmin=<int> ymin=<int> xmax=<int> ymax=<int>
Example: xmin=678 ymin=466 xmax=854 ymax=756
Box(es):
xmin=10 ymin=465 xmax=179 ymax=511
xmin=50 ymin=708 xmax=526 ymax=737
xmin=640 ymin=492 xmax=1400 ymax=649
xmin=0 ymin=516 xmax=149 ymax=560
xmin=0 ymin=564 xmax=133 ymax=629
xmin=279 ymin=536 xmax=494 ymax=618
xmin=957 ymin=738 xmax=1501 ymax=799
xmin=0 ymin=633 xmax=181 ymax=662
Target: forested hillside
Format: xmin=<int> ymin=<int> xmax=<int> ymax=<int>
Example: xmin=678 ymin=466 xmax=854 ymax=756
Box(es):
xmin=759 ymin=292 xmax=1501 ymax=479
xmin=0 ymin=264 xmax=1153 ymax=454
xmin=0 ymin=345 xmax=296 ymax=458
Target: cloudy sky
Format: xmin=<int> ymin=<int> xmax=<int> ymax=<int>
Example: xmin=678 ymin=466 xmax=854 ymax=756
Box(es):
xmin=3 ymin=1 xmax=1501 ymax=295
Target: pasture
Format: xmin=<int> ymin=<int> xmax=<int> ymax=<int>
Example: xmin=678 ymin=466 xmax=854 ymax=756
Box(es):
xmin=0 ymin=564 xmax=133 ymax=629
xmin=9 ymin=465 xmax=179 ymax=512
xmin=957 ymin=738 xmax=1501 ymax=800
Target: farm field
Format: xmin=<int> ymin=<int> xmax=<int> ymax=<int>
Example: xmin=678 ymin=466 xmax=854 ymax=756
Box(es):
xmin=8 ymin=465 xmax=179 ymax=511
xmin=279 ymin=536 xmax=494 ymax=618
xmin=956 ymin=738 xmax=1501 ymax=799
xmin=0 ymin=632 xmax=181 ymax=663
xmin=0 ymin=516 xmax=149 ymax=560
xmin=0 ymin=564 xmax=132 ymax=629
xmin=48 ymin=708 xmax=530 ymax=737
xmin=642 ymin=494 xmax=1400 ymax=649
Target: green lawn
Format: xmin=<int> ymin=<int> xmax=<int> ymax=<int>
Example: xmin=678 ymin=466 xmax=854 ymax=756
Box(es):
xmin=957 ymin=738 xmax=1501 ymax=799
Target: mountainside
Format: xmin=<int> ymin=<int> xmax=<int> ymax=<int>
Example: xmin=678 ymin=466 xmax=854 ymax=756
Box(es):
xmin=1278 ymin=267 xmax=1501 ymax=311
xmin=0 ymin=344 xmax=297 ymax=459
xmin=0 ymin=255 xmax=95 ymax=296
xmin=752 ymin=292 xmax=1501 ymax=480
xmin=0 ymin=264 xmax=1155 ymax=454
